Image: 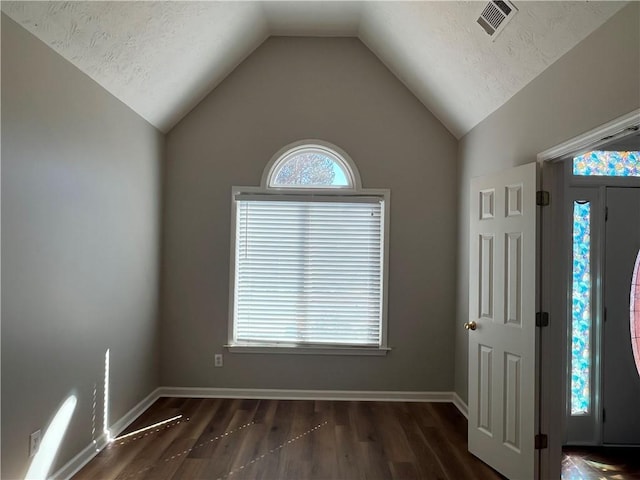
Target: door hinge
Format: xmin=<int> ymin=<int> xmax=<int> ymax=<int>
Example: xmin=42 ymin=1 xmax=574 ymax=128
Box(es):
xmin=605 ymin=206 xmax=608 ymax=221
xmin=536 ymin=190 xmax=550 ymax=206
xmin=604 ymin=307 xmax=607 ymax=322
xmin=603 ymin=409 xmax=606 ymax=422
xmin=536 ymin=312 xmax=549 ymax=327
xmin=534 ymin=434 xmax=548 ymax=450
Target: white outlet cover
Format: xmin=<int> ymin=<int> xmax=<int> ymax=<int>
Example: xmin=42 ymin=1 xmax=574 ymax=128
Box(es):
xmin=214 ymin=354 xmax=223 ymax=367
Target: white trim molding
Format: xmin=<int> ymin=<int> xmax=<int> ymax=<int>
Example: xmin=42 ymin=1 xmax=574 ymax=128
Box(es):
xmin=108 ymin=388 xmax=162 ymax=440
xmin=537 ymin=108 xmax=640 ymax=162
xmin=225 ymin=344 xmax=390 ymax=356
xmin=452 ymin=392 xmax=469 ymax=419
xmin=51 ymin=387 xmax=161 ymax=480
xmin=49 ymin=432 xmax=109 ymax=480
xmin=158 ymin=387 xmax=455 ymax=403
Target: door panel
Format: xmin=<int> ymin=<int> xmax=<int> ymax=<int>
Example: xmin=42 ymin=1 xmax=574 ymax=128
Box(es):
xmin=504 ymin=352 xmax=522 ymax=451
xmin=479 ymin=344 xmax=494 ymax=435
xmin=603 ymin=187 xmax=640 ymax=444
xmin=468 ymin=163 xmax=537 ymax=479
xmin=480 ymin=234 xmax=495 ymax=319
xmin=506 ymin=232 xmax=523 ymax=326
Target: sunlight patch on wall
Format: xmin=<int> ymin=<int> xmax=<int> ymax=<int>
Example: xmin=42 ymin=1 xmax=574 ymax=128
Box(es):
xmin=24 ymin=395 xmax=77 ymax=480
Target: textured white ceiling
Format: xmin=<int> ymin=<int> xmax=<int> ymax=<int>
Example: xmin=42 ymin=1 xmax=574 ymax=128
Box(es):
xmin=358 ymin=1 xmax=627 ymax=136
xmin=1 ymin=1 xmax=628 ymax=137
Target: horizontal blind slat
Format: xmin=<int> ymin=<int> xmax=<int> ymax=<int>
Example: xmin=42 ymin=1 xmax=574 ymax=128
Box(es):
xmin=234 ymin=197 xmax=384 ymax=347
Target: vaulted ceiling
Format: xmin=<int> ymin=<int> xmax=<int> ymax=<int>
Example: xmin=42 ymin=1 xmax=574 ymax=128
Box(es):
xmin=1 ymin=1 xmax=627 ymax=138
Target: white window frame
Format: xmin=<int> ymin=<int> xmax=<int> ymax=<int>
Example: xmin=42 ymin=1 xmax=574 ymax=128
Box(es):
xmin=226 ymin=140 xmax=390 ymax=355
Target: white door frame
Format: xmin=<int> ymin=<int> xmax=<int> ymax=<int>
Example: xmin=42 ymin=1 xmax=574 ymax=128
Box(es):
xmin=537 ymin=108 xmax=640 ymax=478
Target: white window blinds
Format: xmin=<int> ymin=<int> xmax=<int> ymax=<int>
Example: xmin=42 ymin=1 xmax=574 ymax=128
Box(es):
xmin=233 ymin=195 xmax=384 ymax=347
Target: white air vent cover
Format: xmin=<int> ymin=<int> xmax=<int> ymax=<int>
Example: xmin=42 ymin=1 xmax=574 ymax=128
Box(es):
xmin=477 ymin=0 xmax=518 ymax=40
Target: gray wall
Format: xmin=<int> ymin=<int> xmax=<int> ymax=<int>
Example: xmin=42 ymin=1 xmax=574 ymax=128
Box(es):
xmin=454 ymin=3 xmax=640 ymax=402
xmin=1 ymin=14 xmax=163 ymax=479
xmin=162 ymin=37 xmax=458 ymax=391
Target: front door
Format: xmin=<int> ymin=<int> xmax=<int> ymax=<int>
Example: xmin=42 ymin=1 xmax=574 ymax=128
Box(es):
xmin=603 ymin=187 xmax=640 ymax=444
xmin=468 ymin=162 xmax=538 ymax=479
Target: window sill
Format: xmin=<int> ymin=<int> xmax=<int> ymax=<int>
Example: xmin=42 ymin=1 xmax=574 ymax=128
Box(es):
xmin=224 ymin=344 xmax=391 ymax=356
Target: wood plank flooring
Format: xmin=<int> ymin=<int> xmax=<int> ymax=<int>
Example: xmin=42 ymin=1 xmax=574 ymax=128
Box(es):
xmin=562 ymin=447 xmax=640 ymax=480
xmin=73 ymin=398 xmax=505 ymax=480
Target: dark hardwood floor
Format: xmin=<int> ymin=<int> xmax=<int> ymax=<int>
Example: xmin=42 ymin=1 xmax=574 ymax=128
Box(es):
xmin=73 ymin=397 xmax=505 ymax=480
xmin=562 ymin=446 xmax=640 ymax=480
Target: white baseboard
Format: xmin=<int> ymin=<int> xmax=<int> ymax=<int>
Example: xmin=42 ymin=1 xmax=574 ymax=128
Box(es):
xmin=51 ymin=386 xmax=466 ymax=479
xmin=158 ymin=386 xmax=454 ymax=403
xmin=108 ymin=387 xmax=162 ymax=438
xmin=51 ymin=387 xmax=161 ymax=480
xmin=49 ymin=433 xmax=109 ymax=480
xmin=452 ymin=392 xmax=469 ymax=419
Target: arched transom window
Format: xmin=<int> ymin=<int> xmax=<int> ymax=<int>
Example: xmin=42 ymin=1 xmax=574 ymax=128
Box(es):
xmin=264 ymin=142 xmax=360 ymax=189
xmin=267 ymin=144 xmax=356 ymax=188
xmin=229 ymin=140 xmax=389 ymax=354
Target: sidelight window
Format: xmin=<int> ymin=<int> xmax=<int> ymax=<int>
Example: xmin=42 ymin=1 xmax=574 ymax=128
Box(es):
xmin=571 ymin=200 xmax=592 ymax=415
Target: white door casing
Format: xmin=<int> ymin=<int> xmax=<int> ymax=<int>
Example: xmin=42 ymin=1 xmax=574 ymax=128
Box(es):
xmin=468 ymin=162 xmax=538 ymax=480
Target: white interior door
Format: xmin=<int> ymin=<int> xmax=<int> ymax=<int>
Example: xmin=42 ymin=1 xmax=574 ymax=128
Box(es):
xmin=468 ymin=162 xmax=538 ymax=479
xmin=603 ymin=187 xmax=640 ymax=444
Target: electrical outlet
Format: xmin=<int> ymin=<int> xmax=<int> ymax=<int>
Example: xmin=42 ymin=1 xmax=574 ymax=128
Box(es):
xmin=29 ymin=429 xmax=41 ymax=458
xmin=214 ymin=353 xmax=223 ymax=367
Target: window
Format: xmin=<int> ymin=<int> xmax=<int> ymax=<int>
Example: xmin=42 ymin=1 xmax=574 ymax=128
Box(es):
xmin=267 ymin=144 xmax=354 ymax=188
xmin=573 ymin=150 xmax=640 ymax=176
xmin=228 ymin=141 xmax=389 ymax=354
xmin=571 ymin=200 xmax=592 ymax=415
xmin=568 ymin=148 xmax=639 ymax=415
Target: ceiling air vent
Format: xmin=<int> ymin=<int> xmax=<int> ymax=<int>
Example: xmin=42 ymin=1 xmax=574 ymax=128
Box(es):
xmin=477 ymin=0 xmax=517 ymax=40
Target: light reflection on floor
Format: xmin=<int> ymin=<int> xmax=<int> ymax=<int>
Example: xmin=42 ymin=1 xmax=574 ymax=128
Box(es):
xmin=562 ymin=448 xmax=640 ymax=480
xmin=112 ymin=414 xmax=184 ymax=445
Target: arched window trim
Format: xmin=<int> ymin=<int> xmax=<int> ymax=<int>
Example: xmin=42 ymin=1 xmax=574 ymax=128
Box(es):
xmin=261 ymin=139 xmax=362 ymax=190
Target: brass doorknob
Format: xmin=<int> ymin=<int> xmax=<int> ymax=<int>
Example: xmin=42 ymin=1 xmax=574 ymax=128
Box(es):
xmin=464 ymin=321 xmax=477 ymax=331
